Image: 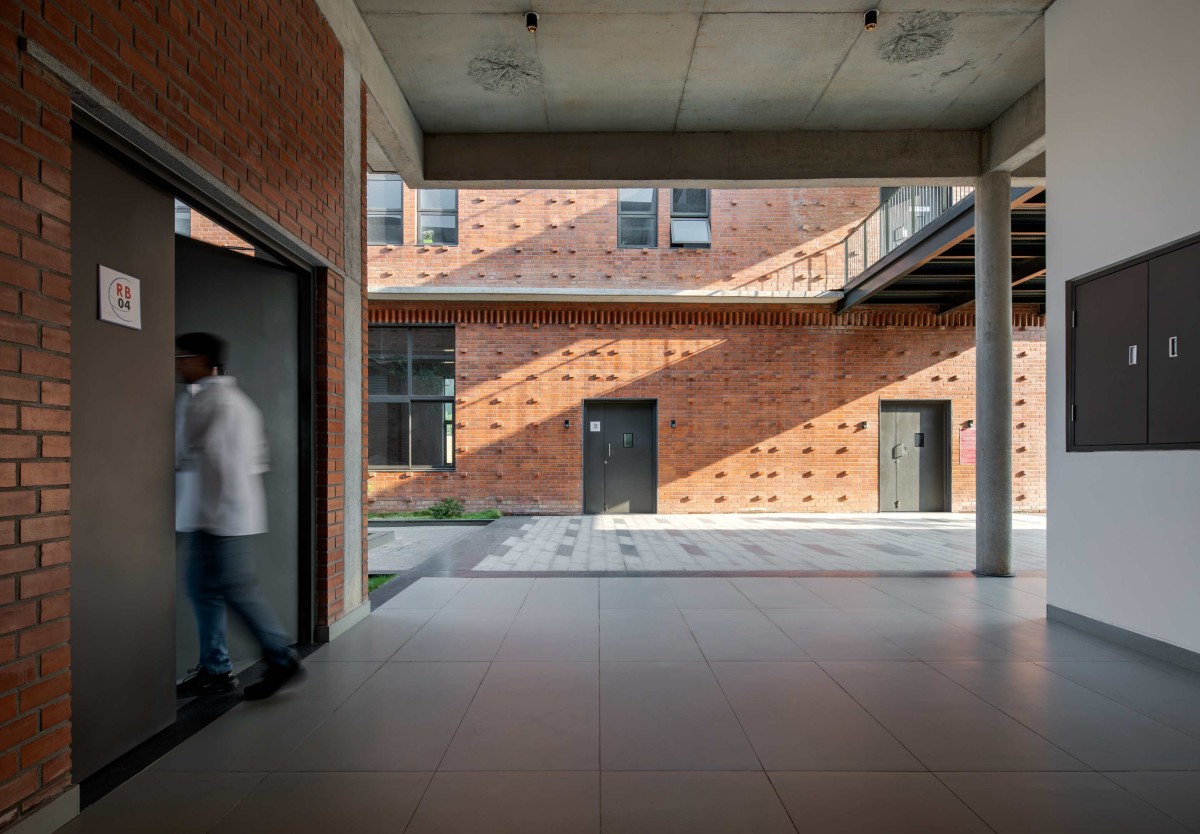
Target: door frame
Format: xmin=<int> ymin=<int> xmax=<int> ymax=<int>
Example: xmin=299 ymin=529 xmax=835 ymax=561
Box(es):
xmin=877 ymin=399 xmax=953 ymax=513
xmin=71 ymin=117 xmax=318 ymax=644
xmin=581 ymin=398 xmax=659 ymax=515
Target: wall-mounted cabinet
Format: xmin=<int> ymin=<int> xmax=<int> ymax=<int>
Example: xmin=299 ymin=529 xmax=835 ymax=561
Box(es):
xmin=1068 ymin=238 xmax=1200 ymax=451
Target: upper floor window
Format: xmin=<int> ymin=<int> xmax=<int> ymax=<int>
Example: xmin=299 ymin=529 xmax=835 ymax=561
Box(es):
xmin=670 ymin=188 xmax=711 ymax=248
xmin=617 ymin=188 xmax=657 ymax=247
xmin=367 ymin=174 xmax=405 ymax=245
xmin=368 ymin=326 xmax=455 ymax=469
xmin=418 ymin=189 xmax=458 ymax=246
xmin=174 ymin=200 xmax=192 ymax=236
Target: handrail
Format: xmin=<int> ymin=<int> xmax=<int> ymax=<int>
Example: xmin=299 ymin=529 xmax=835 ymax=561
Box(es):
xmin=840 ymin=186 xmax=974 ymax=285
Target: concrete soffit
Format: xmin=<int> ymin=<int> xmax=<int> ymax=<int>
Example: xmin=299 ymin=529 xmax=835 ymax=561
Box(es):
xmin=983 ymin=80 xmax=1046 ymax=175
xmin=312 ymin=0 xmax=424 ymax=183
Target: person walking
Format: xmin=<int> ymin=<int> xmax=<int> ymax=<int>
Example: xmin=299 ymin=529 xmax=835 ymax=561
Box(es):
xmin=175 ymin=332 xmax=302 ymax=701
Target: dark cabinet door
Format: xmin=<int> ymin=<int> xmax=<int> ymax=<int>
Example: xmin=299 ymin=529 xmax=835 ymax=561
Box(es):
xmin=1149 ymin=242 xmax=1200 ymax=444
xmin=1073 ymin=263 xmax=1148 ymax=447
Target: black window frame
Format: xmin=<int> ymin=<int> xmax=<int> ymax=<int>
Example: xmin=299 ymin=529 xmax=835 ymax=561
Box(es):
xmin=368 ymin=325 xmax=456 ymax=470
xmin=617 ymin=188 xmax=658 ymax=248
xmin=670 ymin=188 xmax=712 ymax=249
xmin=367 ymin=173 xmax=405 ymax=246
xmin=417 ymin=189 xmax=459 ymax=246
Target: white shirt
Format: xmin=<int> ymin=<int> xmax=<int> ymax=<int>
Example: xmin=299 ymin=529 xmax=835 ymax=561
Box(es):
xmin=175 ymin=386 xmax=201 ymax=532
xmin=182 ymin=376 xmax=270 ymax=537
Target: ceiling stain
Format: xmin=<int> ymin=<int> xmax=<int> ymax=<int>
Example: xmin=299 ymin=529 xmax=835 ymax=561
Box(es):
xmin=467 ymin=48 xmax=542 ymax=96
xmin=879 ymin=11 xmax=959 ymax=64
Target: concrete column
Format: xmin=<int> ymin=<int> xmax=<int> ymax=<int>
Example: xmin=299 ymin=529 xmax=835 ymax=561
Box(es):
xmin=974 ymin=170 xmax=1014 ymax=577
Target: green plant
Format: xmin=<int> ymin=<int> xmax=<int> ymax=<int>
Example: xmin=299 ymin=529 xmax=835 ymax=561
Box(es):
xmin=428 ymin=497 xmax=465 ymax=519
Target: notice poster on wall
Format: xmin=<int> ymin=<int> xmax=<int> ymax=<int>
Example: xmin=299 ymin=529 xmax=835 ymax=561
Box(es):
xmin=590 ymin=421 xmax=602 ymax=432
xmin=960 ymin=427 xmax=977 ymax=465
xmin=98 ymin=266 xmax=142 ymax=331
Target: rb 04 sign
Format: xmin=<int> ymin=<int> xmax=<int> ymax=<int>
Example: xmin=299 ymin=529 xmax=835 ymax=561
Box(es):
xmin=98 ymin=266 xmax=142 ymax=331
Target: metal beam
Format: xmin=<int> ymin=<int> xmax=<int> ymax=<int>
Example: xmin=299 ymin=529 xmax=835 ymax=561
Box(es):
xmin=422 ymin=130 xmax=983 ymax=188
xmin=984 ymin=81 xmax=1046 ymax=173
xmin=937 ymin=257 xmax=1047 ymax=314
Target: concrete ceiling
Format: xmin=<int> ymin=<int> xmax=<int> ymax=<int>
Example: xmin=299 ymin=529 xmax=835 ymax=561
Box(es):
xmin=328 ymin=0 xmax=1051 ymax=185
xmin=359 ymin=1 xmax=1046 ymax=133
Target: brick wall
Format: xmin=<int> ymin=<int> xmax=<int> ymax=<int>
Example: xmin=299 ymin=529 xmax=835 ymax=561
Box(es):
xmin=368 ymin=186 xmax=878 ymax=295
xmin=1 ymin=0 xmax=350 ymax=825
xmin=187 ymin=211 xmax=253 ymax=253
xmin=368 ymin=303 xmax=1046 ymax=516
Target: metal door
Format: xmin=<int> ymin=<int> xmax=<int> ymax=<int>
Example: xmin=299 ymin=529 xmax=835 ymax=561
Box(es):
xmin=1148 ymin=243 xmax=1200 ymax=444
xmin=1073 ymin=263 xmax=1148 ymax=446
xmin=583 ymin=402 xmax=656 ymax=514
xmin=879 ymin=401 xmax=948 ymax=512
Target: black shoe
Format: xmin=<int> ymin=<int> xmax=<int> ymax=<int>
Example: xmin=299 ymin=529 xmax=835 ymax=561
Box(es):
xmin=242 ymin=659 xmax=304 ymax=701
xmin=176 ymin=669 xmax=238 ymax=698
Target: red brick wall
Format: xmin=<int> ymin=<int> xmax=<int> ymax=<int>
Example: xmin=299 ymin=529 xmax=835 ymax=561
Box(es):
xmin=368 ymin=304 xmax=1046 ymax=516
xmin=368 ymin=186 xmax=878 ymax=295
xmin=187 ymin=211 xmax=253 ymax=253
xmin=1 ymin=0 xmax=350 ymax=825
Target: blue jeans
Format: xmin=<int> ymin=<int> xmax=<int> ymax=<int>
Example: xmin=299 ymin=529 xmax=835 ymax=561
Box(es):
xmin=186 ymin=531 xmax=295 ymax=674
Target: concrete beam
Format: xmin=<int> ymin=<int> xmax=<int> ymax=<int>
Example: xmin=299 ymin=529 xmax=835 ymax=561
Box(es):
xmin=311 ymin=0 xmax=423 ymax=183
xmin=1011 ymin=152 xmax=1046 ymax=186
xmin=984 ymin=81 xmax=1046 ymax=173
xmin=422 ymin=130 xmax=983 ymax=188
xmin=369 ymin=287 xmax=843 ymax=305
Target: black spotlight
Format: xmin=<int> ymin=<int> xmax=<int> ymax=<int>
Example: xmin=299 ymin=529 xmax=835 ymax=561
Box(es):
xmin=526 ymin=11 xmax=539 ymax=33
xmin=864 ymin=9 xmax=879 ymax=31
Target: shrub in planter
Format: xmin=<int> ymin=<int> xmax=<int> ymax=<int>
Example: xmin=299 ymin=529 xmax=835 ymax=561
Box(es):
xmin=429 ymin=497 xmax=465 ymax=519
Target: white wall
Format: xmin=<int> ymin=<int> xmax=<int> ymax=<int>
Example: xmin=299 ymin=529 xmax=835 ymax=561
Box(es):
xmin=1046 ymin=0 xmax=1200 ymax=651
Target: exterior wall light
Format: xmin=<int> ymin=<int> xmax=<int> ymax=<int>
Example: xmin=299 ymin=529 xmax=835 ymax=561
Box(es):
xmin=965 ymin=419 xmax=975 ymax=428
xmin=670 ymin=419 xmax=677 ymax=428
xmin=858 ymin=421 xmax=869 ymax=430
xmin=864 ymin=9 xmax=879 ymax=31
xmin=526 ymin=12 xmax=539 ymax=33
xmin=563 ymin=419 xmax=570 ymax=428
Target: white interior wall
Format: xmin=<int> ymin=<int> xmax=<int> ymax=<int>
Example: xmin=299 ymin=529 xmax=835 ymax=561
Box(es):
xmin=1046 ymin=0 xmax=1200 ymax=651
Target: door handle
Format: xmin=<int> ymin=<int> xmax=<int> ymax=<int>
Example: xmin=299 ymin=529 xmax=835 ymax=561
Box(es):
xmin=607 ymin=442 xmax=611 ymax=458
xmin=891 ymin=443 xmax=906 ymax=459
xmin=1169 ymin=336 xmax=1179 ymax=358
xmin=1128 ymin=345 xmax=1138 ymax=365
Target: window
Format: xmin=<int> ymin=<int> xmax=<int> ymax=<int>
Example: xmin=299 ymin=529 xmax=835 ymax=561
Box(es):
xmin=367 ymin=174 xmax=404 ymax=245
xmin=670 ymin=188 xmax=711 ymax=248
xmin=617 ymin=188 xmax=657 ymax=247
xmin=174 ymin=200 xmax=191 ymax=236
xmin=368 ymin=327 xmax=455 ymax=468
xmin=417 ymin=189 xmax=458 ymax=245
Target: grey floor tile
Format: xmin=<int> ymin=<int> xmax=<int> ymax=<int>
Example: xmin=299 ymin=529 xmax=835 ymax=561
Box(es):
xmin=283 ymin=662 xmax=488 ymax=771
xmin=1040 ymin=661 xmax=1200 ymax=738
xmin=927 ymin=611 xmax=1139 ymax=661
xmin=770 ymin=772 xmax=992 ymax=833
xmin=931 ymin=661 xmax=1200 ymax=770
xmin=378 ymin=578 xmax=469 ymax=610
xmin=711 ymin=662 xmax=921 ymax=771
xmin=210 ymin=772 xmax=431 ymax=833
xmin=667 ymin=579 xmax=755 ymax=609
xmin=860 ymin=578 xmax=989 ymax=610
xmin=819 ymin=661 xmax=1084 ymax=771
xmin=444 ymin=578 xmax=534 ymax=608
xmin=601 ymin=772 xmax=795 ymax=834
xmin=600 ymin=608 xmax=703 ymax=661
xmin=939 ymin=772 xmax=1189 ymax=833
xmin=523 ymin=578 xmax=599 ymax=609
xmin=764 ymin=609 xmax=915 ymax=661
xmin=600 ymin=661 xmax=759 ymax=771
xmin=57 ymin=772 xmax=265 ymax=834
xmin=730 ymin=578 xmax=833 ymax=609
xmin=1104 ymin=772 xmax=1200 ymax=832
xmin=496 ymin=608 xmax=599 ymax=661
xmin=841 ymin=609 xmax=1023 ymax=661
xmin=599 ymin=578 xmax=677 ymax=609
xmin=441 ymin=662 xmax=599 ymax=770
xmin=407 ymin=772 xmax=599 ymax=834
xmin=391 ymin=608 xmax=519 ymax=661
xmin=306 ymin=609 xmax=437 ymax=662
xmin=681 ymin=609 xmax=807 ymax=661
xmin=793 ymin=579 xmax=912 ymax=608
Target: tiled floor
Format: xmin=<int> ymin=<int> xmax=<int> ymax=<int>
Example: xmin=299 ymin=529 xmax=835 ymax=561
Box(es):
xmin=64 ymin=577 xmax=1200 ymax=832
xmin=471 ymin=513 xmax=1047 ymax=572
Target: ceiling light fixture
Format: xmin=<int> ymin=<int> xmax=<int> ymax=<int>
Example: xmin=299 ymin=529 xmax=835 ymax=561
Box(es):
xmin=526 ymin=11 xmax=539 ymax=33
xmin=864 ymin=8 xmax=879 ymax=31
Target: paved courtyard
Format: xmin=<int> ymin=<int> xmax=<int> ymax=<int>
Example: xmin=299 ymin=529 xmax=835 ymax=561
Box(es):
xmin=66 ymin=576 xmax=1200 ymax=832
xmin=470 ymin=513 xmax=1047 ymax=573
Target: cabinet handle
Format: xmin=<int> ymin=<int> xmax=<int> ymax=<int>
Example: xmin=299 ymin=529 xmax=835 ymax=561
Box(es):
xmin=607 ymin=442 xmax=612 ymax=458
xmin=1169 ymin=336 xmax=1179 ymax=358
xmin=1128 ymin=345 xmax=1138 ymax=365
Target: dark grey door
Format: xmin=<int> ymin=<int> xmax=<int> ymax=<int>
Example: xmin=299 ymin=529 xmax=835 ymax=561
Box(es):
xmin=71 ymin=139 xmax=178 ymax=779
xmin=583 ymin=402 xmax=656 ymax=514
xmin=879 ymin=401 xmax=948 ymax=512
xmin=175 ymin=237 xmax=301 ymax=678
xmin=1148 ymin=243 xmax=1200 ymax=445
xmin=1073 ymin=263 xmax=1148 ymax=446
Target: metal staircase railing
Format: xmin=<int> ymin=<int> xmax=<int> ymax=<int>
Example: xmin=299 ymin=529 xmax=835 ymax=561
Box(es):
xmin=841 ymin=186 xmax=974 ymax=284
